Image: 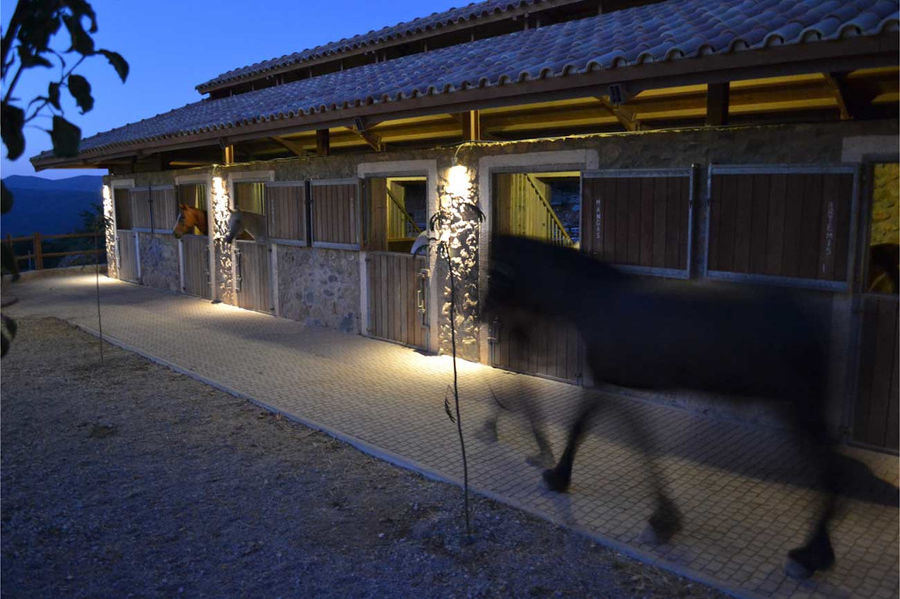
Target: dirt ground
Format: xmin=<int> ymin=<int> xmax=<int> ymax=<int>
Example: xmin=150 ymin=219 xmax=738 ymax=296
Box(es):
xmin=1 ymin=317 xmax=729 ymax=598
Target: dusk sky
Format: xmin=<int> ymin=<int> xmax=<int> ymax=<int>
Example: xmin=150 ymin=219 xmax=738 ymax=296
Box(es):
xmin=1 ymin=0 xmax=462 ymax=179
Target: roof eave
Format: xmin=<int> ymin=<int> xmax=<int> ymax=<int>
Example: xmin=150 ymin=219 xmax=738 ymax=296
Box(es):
xmin=34 ymin=34 xmax=899 ymax=170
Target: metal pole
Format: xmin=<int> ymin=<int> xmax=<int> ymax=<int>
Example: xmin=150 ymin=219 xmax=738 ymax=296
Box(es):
xmin=94 ymin=230 xmax=104 ymax=364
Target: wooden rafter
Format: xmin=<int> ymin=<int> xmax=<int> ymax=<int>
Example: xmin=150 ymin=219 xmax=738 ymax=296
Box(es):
xmin=316 ymin=129 xmax=330 ymax=156
xmin=350 ymin=118 xmax=384 ymax=152
xmin=823 ymin=73 xmax=853 ymax=120
xmin=595 ymin=96 xmax=642 ymax=131
xmin=706 ymin=82 xmax=729 ymax=126
xmin=271 ymin=136 xmax=308 ymax=157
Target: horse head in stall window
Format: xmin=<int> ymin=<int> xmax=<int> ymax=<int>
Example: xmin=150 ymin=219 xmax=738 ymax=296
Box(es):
xmin=172 ymin=204 xmax=208 ymax=239
xmin=482 ymin=234 xmax=843 ymax=580
xmin=224 ymin=210 xmax=265 ymax=243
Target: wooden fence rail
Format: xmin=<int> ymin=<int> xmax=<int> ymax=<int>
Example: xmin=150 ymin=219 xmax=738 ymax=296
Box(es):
xmin=5 ymin=232 xmax=105 ymax=271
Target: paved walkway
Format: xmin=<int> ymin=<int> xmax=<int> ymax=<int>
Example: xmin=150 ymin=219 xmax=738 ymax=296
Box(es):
xmin=5 ymin=272 xmax=898 ymax=599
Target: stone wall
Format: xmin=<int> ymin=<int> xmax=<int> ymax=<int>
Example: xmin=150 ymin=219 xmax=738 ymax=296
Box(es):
xmin=137 ymin=233 xmax=179 ymax=292
xmin=277 ymin=245 xmax=360 ymax=333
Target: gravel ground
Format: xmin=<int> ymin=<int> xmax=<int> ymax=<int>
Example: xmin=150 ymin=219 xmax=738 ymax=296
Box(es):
xmin=1 ymin=317 xmax=729 ymax=599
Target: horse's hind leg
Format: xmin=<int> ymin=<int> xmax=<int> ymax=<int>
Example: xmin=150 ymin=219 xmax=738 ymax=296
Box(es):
xmin=522 ymin=396 xmax=555 ymax=468
xmin=785 ymin=411 xmax=838 ymax=578
xmin=543 ymin=392 xmax=681 ymax=544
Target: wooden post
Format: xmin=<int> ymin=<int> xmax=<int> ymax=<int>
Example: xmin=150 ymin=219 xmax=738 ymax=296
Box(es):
xmin=316 ymin=129 xmax=330 ymax=156
xmin=33 ymin=232 xmax=43 ymax=269
xmin=462 ymin=110 xmax=481 ymax=141
xmin=223 ymin=144 xmax=235 ymax=165
xmin=707 ymin=82 xmax=730 ymax=126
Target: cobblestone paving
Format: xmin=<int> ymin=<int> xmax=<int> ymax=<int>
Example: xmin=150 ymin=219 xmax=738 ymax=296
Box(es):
xmin=6 ymin=273 xmax=898 ymax=599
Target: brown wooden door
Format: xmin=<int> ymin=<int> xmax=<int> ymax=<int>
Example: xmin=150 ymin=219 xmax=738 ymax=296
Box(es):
xmin=235 ymin=241 xmax=272 ymax=313
xmin=851 ymin=294 xmax=899 ymax=452
xmin=489 ymin=316 xmax=581 ymax=383
xmin=581 ymin=170 xmax=692 ymax=276
xmin=181 ymin=236 xmax=210 ymax=299
xmin=850 ymin=162 xmax=898 ymax=452
xmin=117 ymin=231 xmax=138 ymax=283
xmin=706 ymin=167 xmax=855 ymax=286
xmin=489 ymin=172 xmax=582 ymax=383
xmin=367 ymin=252 xmax=428 ymax=349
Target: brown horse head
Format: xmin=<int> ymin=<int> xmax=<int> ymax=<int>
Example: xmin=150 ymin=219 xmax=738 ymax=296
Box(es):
xmin=173 ymin=203 xmax=208 ymax=238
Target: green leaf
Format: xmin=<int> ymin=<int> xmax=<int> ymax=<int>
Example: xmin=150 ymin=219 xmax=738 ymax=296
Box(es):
xmin=68 ymin=74 xmax=93 ymax=113
xmin=1 ymin=181 xmax=12 ymax=214
xmin=1 ymin=102 xmax=26 ymax=160
xmin=63 ymin=14 xmax=95 ymax=55
xmin=48 ymin=82 xmax=61 ymax=109
xmin=98 ymin=49 xmax=128 ymax=82
xmin=50 ymin=115 xmax=81 ymax=157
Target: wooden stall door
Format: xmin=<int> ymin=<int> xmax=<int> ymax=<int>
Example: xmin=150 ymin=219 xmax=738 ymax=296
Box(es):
xmin=489 ymin=314 xmax=581 ymax=383
xmin=581 ymin=170 xmax=692 ymax=275
xmin=490 ymin=172 xmax=581 ymax=383
xmin=181 ymin=236 xmax=210 ymax=299
xmin=852 ymin=294 xmax=899 ymax=451
xmin=707 ymin=168 xmax=854 ymax=286
xmin=850 ymin=162 xmax=899 ymax=452
xmin=117 ymin=232 xmax=139 ymax=283
xmin=235 ymin=241 xmax=272 ymax=313
xmin=366 ymin=252 xmax=428 ymax=350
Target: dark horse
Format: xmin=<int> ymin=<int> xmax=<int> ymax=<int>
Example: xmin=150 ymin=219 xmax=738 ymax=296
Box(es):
xmin=483 ymin=235 xmax=836 ymax=579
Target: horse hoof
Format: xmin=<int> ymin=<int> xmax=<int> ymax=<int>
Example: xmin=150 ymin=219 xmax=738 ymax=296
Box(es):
xmin=644 ymin=501 xmax=682 ymax=545
xmin=526 ymin=452 xmax=555 ymax=469
xmin=784 ymin=556 xmax=814 ymax=580
xmin=475 ymin=421 xmax=498 ymax=444
xmin=785 ymin=542 xmax=835 ymax=579
xmin=639 ymin=523 xmax=665 ymax=545
xmin=542 ymin=468 xmax=570 ymax=493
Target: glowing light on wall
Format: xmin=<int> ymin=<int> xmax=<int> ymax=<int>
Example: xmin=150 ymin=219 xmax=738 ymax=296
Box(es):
xmin=446 ymin=164 xmax=470 ymax=199
xmin=211 ymin=173 xmax=235 ymax=304
xmin=102 ymin=184 xmax=118 ymax=278
xmin=211 ymin=176 xmax=231 ymax=240
xmin=435 ymin=161 xmax=481 ymax=360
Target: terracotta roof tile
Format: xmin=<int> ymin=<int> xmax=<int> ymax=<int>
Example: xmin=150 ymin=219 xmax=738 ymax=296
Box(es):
xmin=46 ymin=0 xmax=899 ymax=160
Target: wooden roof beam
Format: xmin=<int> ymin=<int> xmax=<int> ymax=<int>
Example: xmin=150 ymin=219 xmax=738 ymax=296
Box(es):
xmin=595 ymin=95 xmax=642 ymax=131
xmin=823 ymin=72 xmax=854 ymax=120
xmin=350 ymin=118 xmax=384 ymax=152
xmin=706 ymin=82 xmax=729 ymax=126
xmin=316 ymin=129 xmax=330 ymax=156
xmin=461 ymin=110 xmax=482 ymax=140
xmin=271 ymin=136 xmax=309 ymax=157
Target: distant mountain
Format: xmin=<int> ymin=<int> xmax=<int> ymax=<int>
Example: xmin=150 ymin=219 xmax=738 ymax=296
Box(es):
xmin=1 ymin=175 xmax=103 ymax=238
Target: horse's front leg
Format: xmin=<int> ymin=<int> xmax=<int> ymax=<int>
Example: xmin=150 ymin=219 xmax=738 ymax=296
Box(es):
xmin=543 ymin=393 xmax=681 ymax=545
xmin=785 ymin=412 xmax=838 ymax=578
xmin=542 ymin=392 xmax=598 ymax=492
xmin=617 ymin=403 xmax=682 ymax=545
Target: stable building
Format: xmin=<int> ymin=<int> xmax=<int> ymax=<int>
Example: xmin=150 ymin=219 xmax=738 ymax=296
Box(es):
xmin=33 ymin=0 xmax=900 ymax=452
